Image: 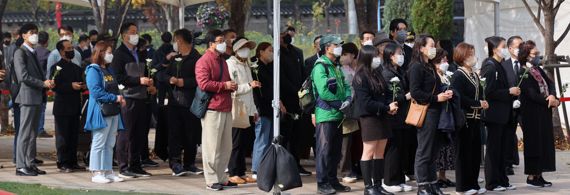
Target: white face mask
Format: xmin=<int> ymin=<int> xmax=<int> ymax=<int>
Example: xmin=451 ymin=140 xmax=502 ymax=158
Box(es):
xmin=128 ymin=34 xmax=139 ymax=46
xmin=333 ymin=46 xmax=342 ymax=57
xmin=439 ymin=62 xmax=449 ymax=73
xmin=60 ymin=35 xmax=72 ymax=41
xmin=427 ymin=47 xmax=437 ymax=60
xmin=405 ymin=43 xmax=414 ymax=48
xmin=372 ymin=57 xmax=382 ymax=69
xmin=396 ymin=54 xmax=405 ymax=66
xmin=28 ymin=34 xmax=39 ymax=45
xmin=173 ymin=42 xmax=179 ymax=52
xmin=104 ymin=53 xmax=113 ymax=64
xmin=513 ymin=48 xmax=519 ymax=57
xmin=236 ymin=48 xmax=251 ymax=59
xmin=501 ymin=48 xmax=510 ymax=59
xmin=216 ymin=42 xmax=227 ymax=53
xmin=363 ymin=40 xmax=373 ymax=46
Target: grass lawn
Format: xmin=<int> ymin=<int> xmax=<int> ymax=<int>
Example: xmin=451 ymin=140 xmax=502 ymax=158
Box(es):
xmin=0 ymin=182 xmax=166 ymax=195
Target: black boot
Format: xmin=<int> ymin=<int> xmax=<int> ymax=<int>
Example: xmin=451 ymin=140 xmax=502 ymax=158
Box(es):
xmin=417 ymin=184 xmax=429 ymax=195
xmin=361 ymin=160 xmax=380 ymax=195
xmin=373 ymin=159 xmax=393 ymax=195
xmin=430 ymin=184 xmax=450 ymax=195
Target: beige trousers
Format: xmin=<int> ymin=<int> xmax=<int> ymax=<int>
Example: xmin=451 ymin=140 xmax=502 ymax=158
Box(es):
xmin=201 ymin=110 xmax=233 ymax=185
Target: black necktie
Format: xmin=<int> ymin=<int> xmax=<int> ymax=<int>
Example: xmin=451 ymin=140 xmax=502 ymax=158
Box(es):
xmin=514 ymin=61 xmax=519 ymax=75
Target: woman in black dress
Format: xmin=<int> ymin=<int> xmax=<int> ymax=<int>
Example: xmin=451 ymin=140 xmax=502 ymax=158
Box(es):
xmin=480 ymin=36 xmax=520 ymax=191
xmin=381 ymin=42 xmax=414 ymax=193
xmin=353 ymin=45 xmax=398 ymax=195
xmin=450 ymin=43 xmax=489 ymax=195
xmin=408 ymin=34 xmax=453 ymax=195
xmin=518 ymin=40 xmax=558 ymax=187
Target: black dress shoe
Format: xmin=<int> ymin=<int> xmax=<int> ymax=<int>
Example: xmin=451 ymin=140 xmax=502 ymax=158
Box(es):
xmin=430 ymin=184 xmax=450 ymax=195
xmin=506 ymin=167 xmax=515 ymax=175
xmin=59 ymin=167 xmax=74 ymax=173
xmin=30 ymin=166 xmax=46 ymax=175
xmin=317 ymin=183 xmax=336 ymax=194
xmin=70 ymin=164 xmax=86 ymax=170
xmin=16 ymin=168 xmax=38 ymax=176
xmin=417 ymin=185 xmax=429 ymax=195
xmin=299 ymin=166 xmax=312 ymax=176
xmin=141 ymin=159 xmax=159 ymax=167
xmin=331 ymin=182 xmax=351 ymax=192
xmin=32 ymin=159 xmax=44 ymax=165
xmin=539 ymin=176 xmax=552 ymax=187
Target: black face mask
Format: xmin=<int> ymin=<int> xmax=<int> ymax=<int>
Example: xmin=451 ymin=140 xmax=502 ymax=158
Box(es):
xmin=283 ymin=34 xmax=292 ymax=45
xmin=3 ymin=40 xmax=10 ymax=46
xmin=531 ymin=56 xmax=541 ymax=66
xmin=64 ymin=50 xmax=75 ymax=59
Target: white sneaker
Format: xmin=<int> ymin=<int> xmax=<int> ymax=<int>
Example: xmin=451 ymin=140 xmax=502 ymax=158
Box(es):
xmin=478 ymin=177 xmax=484 ymax=183
xmin=492 ymin=186 xmax=506 ymax=191
xmin=106 ymin=172 xmax=125 ymax=182
xmin=382 ymin=183 xmax=403 ymax=193
xmin=252 ymin=174 xmax=257 ymax=180
xmin=477 ymin=188 xmax=487 ymax=194
xmin=506 ymin=185 xmax=517 ymax=190
xmin=464 ymin=189 xmax=478 ymax=195
xmin=342 ymin=176 xmax=357 ymax=183
xmin=405 ymin=175 xmax=410 ymax=182
xmin=91 ymin=175 xmax=111 ymax=184
xmin=400 ymin=183 xmax=413 ymax=192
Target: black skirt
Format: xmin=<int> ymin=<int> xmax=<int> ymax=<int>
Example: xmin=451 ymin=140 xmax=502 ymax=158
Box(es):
xmin=359 ymin=116 xmax=392 ymax=141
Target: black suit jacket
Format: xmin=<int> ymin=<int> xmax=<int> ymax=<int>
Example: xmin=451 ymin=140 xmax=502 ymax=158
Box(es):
xmin=501 ymin=58 xmax=520 ymax=87
xmin=481 ymin=57 xmax=513 ymax=124
xmin=51 ymin=59 xmax=83 ymax=116
xmin=304 ymin=54 xmax=319 ymax=79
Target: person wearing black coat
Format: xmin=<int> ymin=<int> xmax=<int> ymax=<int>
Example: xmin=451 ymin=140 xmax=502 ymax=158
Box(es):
xmin=381 ymin=42 xmax=415 ymax=192
xmin=51 ymin=40 xmax=86 ymax=172
xmin=304 ymin=35 xmax=322 ymax=78
xmin=450 ymin=43 xmax=488 ymax=194
xmin=164 ymin=29 xmax=203 ymax=176
xmin=408 ymin=35 xmax=452 ymax=195
xmin=480 ymin=36 xmax=521 ymax=191
xmin=518 ymin=40 xmax=558 ymax=187
xmin=353 ymin=45 xmax=398 ymax=195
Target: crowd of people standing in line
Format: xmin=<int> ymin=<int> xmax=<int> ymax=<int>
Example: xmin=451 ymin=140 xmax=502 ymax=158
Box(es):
xmin=0 ymin=18 xmax=560 ymax=195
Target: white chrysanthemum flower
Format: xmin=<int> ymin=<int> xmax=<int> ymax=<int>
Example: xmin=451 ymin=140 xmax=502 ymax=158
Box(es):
xmin=175 ymin=57 xmax=182 ymax=62
xmin=118 ymin=84 xmax=125 ymax=90
xmin=390 ymin=77 xmax=400 ymax=83
xmin=56 ymin=66 xmax=63 ymax=71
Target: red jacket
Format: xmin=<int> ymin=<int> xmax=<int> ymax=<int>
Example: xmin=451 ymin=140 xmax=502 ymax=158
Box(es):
xmin=195 ymin=49 xmax=232 ymax=112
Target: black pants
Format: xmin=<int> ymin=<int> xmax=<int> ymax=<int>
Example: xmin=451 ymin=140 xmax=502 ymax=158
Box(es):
xmin=167 ymin=106 xmax=199 ymax=170
xmin=280 ymin=116 xmax=303 ymax=168
xmin=55 ymin=115 xmax=80 ymax=167
xmin=228 ymin=117 xmax=254 ymax=177
xmin=505 ymin=120 xmax=519 ymax=167
xmin=402 ymin=127 xmax=417 ymax=175
xmin=384 ymin=126 xmax=416 ymax=185
xmin=315 ymin=121 xmax=343 ymax=185
xmin=414 ymin=108 xmax=443 ymax=185
xmin=455 ymin=119 xmax=482 ymax=192
xmin=340 ymin=132 xmax=354 ymax=177
xmin=484 ymin=122 xmax=510 ymax=189
xmin=117 ymin=99 xmax=152 ymax=172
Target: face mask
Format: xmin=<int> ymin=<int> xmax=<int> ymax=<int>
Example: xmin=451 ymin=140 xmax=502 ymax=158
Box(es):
xmin=28 ymin=34 xmax=39 ymax=45
xmin=60 ymin=35 xmax=72 ymax=41
xmin=290 ymin=37 xmax=295 ymax=45
xmin=512 ymin=48 xmax=519 ymax=57
xmin=283 ymin=34 xmax=292 ymax=45
xmin=405 ymin=43 xmax=414 ymax=48
xmin=531 ymin=56 xmax=541 ymax=66
xmin=128 ymin=34 xmax=139 ymax=45
xmin=333 ymin=46 xmax=342 ymax=57
xmin=439 ymin=62 xmax=449 ymax=73
xmin=267 ymin=52 xmax=274 ymax=62
xmin=91 ymin=41 xmax=97 ymax=46
xmin=215 ymin=42 xmax=227 ymax=53
xmin=466 ymin=57 xmax=477 ymax=67
xmin=363 ymin=40 xmax=373 ymax=46
xmin=396 ymin=30 xmax=408 ymax=44
xmin=104 ymin=53 xmax=114 ymax=64
xmin=236 ymin=48 xmax=251 ymax=59
xmin=396 ymin=54 xmax=405 ymax=66
xmin=372 ymin=57 xmax=382 ymax=69
xmin=64 ymin=50 xmax=75 ymax=59
xmin=3 ymin=40 xmax=10 ymax=46
xmin=427 ymin=47 xmax=437 ymax=60
xmin=173 ymin=42 xmax=179 ymax=52
xmin=501 ymin=48 xmax=510 ymax=59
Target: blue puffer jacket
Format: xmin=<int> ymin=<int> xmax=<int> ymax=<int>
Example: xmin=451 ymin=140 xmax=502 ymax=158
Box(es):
xmin=84 ymin=64 xmax=125 ymax=131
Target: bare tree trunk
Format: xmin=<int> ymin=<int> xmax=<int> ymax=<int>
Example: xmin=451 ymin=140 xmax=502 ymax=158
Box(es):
xmin=90 ymin=0 xmax=108 ymax=33
xmin=31 ymin=0 xmax=39 ymax=26
xmin=366 ymin=0 xmax=378 ymax=32
xmin=228 ymin=0 xmax=250 ymax=36
xmin=0 ymin=0 xmax=8 ymax=34
xmin=355 ymin=0 xmax=368 ymax=33
xmin=293 ymin=0 xmax=301 ymax=22
xmin=112 ymin=0 xmax=132 ymax=39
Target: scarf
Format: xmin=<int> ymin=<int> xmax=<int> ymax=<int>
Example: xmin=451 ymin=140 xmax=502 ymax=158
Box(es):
xmin=529 ymin=66 xmax=549 ymax=97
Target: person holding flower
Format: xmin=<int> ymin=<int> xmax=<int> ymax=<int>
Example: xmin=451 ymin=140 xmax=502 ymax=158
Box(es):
xmin=450 ymin=43 xmax=489 ymax=195
xmin=50 ymin=39 xmax=86 ymax=173
xmin=517 ymin=40 xmax=558 ymax=187
xmin=226 ymin=37 xmax=259 ymax=184
xmin=165 ymin=29 xmax=204 ymax=176
xmin=380 ymin=42 xmax=414 ymax=193
xmin=353 ymin=45 xmax=397 ymax=195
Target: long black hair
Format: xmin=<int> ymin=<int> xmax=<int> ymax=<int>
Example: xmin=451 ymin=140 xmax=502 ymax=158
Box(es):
xmin=484 ymin=36 xmax=505 ymax=58
xmin=382 ymin=42 xmax=400 ymax=68
xmin=411 ymin=34 xmax=435 ymax=67
xmin=355 ymin=45 xmax=384 ymax=93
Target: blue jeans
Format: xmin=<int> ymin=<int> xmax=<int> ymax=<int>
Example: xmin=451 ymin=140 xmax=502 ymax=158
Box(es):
xmin=89 ymin=115 xmax=119 ymax=171
xmin=37 ymin=103 xmax=46 ymax=133
xmin=12 ymin=103 xmax=20 ymax=163
xmin=251 ymin=116 xmax=273 ymax=172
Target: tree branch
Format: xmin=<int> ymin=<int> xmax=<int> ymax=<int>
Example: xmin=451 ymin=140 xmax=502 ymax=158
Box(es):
xmin=554 ymin=0 xmax=565 ymax=15
xmin=555 ymin=22 xmax=570 ymax=48
xmin=522 ymin=0 xmax=546 ymax=36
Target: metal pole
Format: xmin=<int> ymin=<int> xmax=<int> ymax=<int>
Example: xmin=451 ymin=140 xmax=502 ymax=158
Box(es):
xmin=493 ymin=1 xmax=499 ymax=36
xmin=179 ymin=0 xmax=185 ymax=29
xmin=377 ymin=0 xmax=381 ymax=32
xmin=272 ymin=0 xmax=281 ymax=140
xmin=555 ymin=66 xmax=570 ymax=135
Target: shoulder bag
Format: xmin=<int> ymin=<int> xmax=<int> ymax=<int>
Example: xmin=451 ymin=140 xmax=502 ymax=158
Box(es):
xmin=191 ymin=58 xmax=224 ymax=118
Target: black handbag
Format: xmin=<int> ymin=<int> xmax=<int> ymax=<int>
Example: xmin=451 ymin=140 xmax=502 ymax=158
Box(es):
xmin=99 ymin=102 xmax=121 ymax=116
xmin=191 ymin=59 xmax=224 ymax=118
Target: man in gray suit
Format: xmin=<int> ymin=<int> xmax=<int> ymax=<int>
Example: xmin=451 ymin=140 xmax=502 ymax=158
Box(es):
xmin=13 ymin=23 xmax=54 ymax=176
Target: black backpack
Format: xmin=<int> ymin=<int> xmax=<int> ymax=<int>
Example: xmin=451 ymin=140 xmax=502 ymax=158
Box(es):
xmin=298 ymin=62 xmax=329 ymax=113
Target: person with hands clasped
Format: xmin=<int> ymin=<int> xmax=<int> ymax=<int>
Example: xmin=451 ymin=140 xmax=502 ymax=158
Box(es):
xmin=517 ymin=40 xmax=558 ymax=188
xmin=226 ymin=37 xmax=260 ymax=184
xmin=353 ymin=45 xmax=398 ymax=195
xmin=311 ymin=35 xmax=352 ymax=195
xmin=408 ymin=34 xmax=451 ymax=195
xmin=84 ymin=41 xmax=126 ymax=184
xmin=479 ymin=36 xmax=520 ymax=192
xmin=450 ymin=43 xmax=488 ymax=195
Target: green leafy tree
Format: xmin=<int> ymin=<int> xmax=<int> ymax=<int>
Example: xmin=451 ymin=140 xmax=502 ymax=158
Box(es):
xmin=411 ymin=0 xmax=453 ymax=40
xmin=382 ymin=0 xmax=414 ymax=33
